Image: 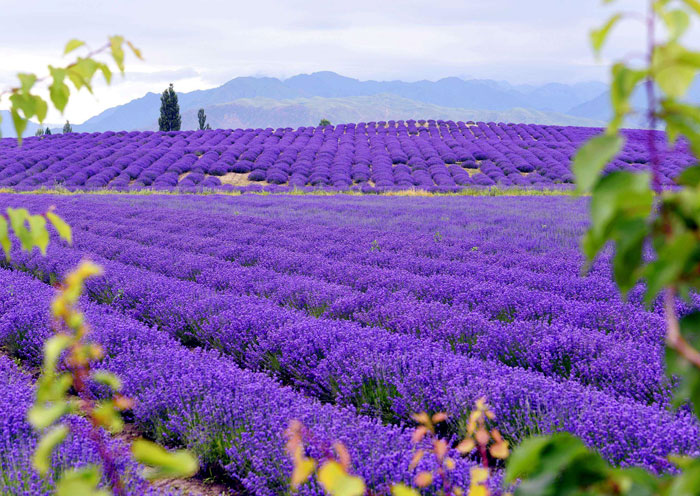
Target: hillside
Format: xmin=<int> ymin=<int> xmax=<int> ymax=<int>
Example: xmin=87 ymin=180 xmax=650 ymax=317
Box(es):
xmin=66 ymin=72 xmax=608 ymax=134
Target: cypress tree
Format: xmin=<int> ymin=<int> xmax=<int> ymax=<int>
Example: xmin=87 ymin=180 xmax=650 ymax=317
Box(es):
xmin=197 ymin=108 xmax=211 ymax=130
xmin=35 ymin=127 xmax=45 ymax=136
xmin=158 ymin=83 xmax=181 ymax=131
xmin=45 ymin=127 xmax=51 ymax=135
xmin=62 ymin=120 xmax=72 ymax=133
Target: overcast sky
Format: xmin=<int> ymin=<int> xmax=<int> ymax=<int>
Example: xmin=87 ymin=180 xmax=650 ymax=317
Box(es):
xmin=0 ymin=0 xmax=694 ymax=123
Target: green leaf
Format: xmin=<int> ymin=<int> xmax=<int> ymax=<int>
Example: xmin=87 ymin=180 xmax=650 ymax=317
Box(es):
xmin=49 ymin=67 xmax=70 ymax=113
xmin=658 ymin=65 xmax=696 ymax=99
xmin=93 ymin=400 xmax=124 ymax=433
xmin=28 ymin=401 xmax=70 ymax=430
xmin=654 ymin=43 xmax=698 ymax=98
xmin=506 ymin=434 xmax=609 ymax=496
xmin=63 ymin=39 xmax=85 ymax=56
xmin=28 ymin=214 xmax=49 ymax=255
xmin=682 ymin=0 xmax=700 ymax=15
xmin=668 ymin=457 xmax=700 ymax=495
xmin=43 ymin=334 xmax=73 ymax=372
xmin=590 ymin=14 xmax=622 ymax=55
xmin=610 ymin=64 xmax=646 ymax=126
xmin=96 ymin=62 xmax=112 ymax=85
xmin=17 ymin=73 xmax=37 ymax=92
xmin=318 ymin=461 xmax=366 ymax=496
xmin=131 ymin=439 xmax=199 ymax=480
xmin=391 ymin=484 xmax=421 ymax=496
xmin=6 ymin=207 xmax=32 ymax=251
xmin=644 ymin=231 xmax=697 ymax=303
xmin=66 ymin=58 xmax=98 ymax=93
xmin=92 ymin=370 xmax=122 ymax=391
xmin=46 ymin=211 xmax=72 ymax=244
xmin=676 ymin=165 xmax=700 ymax=186
xmin=505 ymin=436 xmax=552 ymax=483
xmin=573 ymin=134 xmax=624 ymax=193
xmin=56 ymin=465 xmax=110 ymax=496
xmin=126 ymin=40 xmax=143 ymax=60
xmin=611 ymin=217 xmax=648 ymax=296
xmin=110 ymin=35 xmax=126 ymax=72
xmin=32 ymin=424 xmax=68 ymax=476
xmin=0 ymin=216 xmax=11 ymax=259
xmin=662 ymin=9 xmax=690 ymax=40
xmin=583 ymin=171 xmax=653 ymax=264
xmin=10 ymin=109 xmax=27 ymax=143
xmin=666 ymin=311 xmax=700 ymax=413
xmin=33 ymin=95 xmax=48 ymax=123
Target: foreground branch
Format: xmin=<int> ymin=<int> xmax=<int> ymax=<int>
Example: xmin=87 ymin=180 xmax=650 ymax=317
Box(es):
xmin=664 ymin=288 xmax=700 ymax=368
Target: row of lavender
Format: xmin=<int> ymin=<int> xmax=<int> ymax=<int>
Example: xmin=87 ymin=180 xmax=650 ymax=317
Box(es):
xmin=0 ymin=120 xmax=694 ymax=192
xmin=0 ymin=267 xmax=467 ymax=495
xmin=0 ymin=193 xmax=697 ymax=493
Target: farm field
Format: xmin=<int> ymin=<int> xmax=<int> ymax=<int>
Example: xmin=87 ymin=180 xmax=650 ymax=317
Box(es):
xmin=0 ymin=121 xmax=694 ymax=193
xmin=1 ymin=192 xmax=698 ymax=494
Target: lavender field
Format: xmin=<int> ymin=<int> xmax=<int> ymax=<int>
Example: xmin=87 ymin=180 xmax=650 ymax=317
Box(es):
xmin=1 ymin=192 xmax=698 ymax=494
xmin=0 ymin=121 xmax=695 ymax=193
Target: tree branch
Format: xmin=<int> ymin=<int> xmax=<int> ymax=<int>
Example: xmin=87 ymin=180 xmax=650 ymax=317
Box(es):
xmin=665 ymin=288 xmax=700 ymax=369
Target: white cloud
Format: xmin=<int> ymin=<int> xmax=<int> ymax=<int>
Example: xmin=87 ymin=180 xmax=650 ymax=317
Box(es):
xmin=1 ymin=0 xmax=698 ymax=123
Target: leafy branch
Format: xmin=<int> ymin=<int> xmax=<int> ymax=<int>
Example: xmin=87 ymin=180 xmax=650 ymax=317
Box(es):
xmin=505 ymin=1 xmax=700 ymax=494
xmin=0 ymin=36 xmax=142 ymax=141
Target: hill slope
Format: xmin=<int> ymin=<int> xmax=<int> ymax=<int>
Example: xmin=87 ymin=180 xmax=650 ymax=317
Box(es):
xmin=70 ymin=72 xmax=608 ymax=133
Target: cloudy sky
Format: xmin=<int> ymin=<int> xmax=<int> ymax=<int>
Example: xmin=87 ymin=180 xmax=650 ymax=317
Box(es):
xmin=0 ymin=0 xmax=691 ymax=123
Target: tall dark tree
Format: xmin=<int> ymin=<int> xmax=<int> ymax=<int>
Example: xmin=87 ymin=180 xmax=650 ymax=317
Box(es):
xmin=158 ymin=83 xmax=181 ymax=131
xmin=62 ymin=120 xmax=72 ymax=133
xmin=197 ymin=108 xmax=211 ymax=130
xmin=44 ymin=127 xmax=51 ymax=135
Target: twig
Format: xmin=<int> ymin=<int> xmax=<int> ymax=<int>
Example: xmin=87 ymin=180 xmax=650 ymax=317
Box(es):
xmin=0 ymin=43 xmax=111 ymax=100
xmin=646 ymin=0 xmax=662 ymax=194
xmin=664 ymin=288 xmax=700 ymax=369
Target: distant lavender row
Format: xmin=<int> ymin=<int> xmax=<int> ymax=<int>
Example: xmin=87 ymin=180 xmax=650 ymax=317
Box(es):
xmin=0 ymin=120 xmax=693 ymax=191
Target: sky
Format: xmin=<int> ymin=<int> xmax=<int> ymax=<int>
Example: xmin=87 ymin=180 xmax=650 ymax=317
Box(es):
xmin=0 ymin=0 xmax=695 ymax=123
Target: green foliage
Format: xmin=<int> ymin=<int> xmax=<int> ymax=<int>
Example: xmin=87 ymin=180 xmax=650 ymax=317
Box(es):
xmin=45 ymin=127 xmax=51 ymax=135
xmin=62 ymin=120 xmax=72 ymax=133
xmin=1 ymin=37 xmax=198 ymax=495
xmin=506 ymin=434 xmax=663 ymax=496
xmin=508 ymin=1 xmax=700 ymax=494
xmin=0 ymin=35 xmax=141 ymax=142
xmin=0 ymin=207 xmax=71 ymax=258
xmin=56 ymin=466 xmax=110 ymax=496
xmin=131 ymin=439 xmax=198 ymax=480
xmin=159 ymin=83 xmax=181 ymax=131
xmin=319 ymin=118 xmax=331 ymax=127
xmin=197 ymin=108 xmax=211 ymax=130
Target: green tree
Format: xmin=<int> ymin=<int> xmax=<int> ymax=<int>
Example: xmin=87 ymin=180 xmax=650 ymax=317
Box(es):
xmin=62 ymin=120 xmax=72 ymax=133
xmin=319 ymin=118 xmax=331 ymax=127
xmin=35 ymin=127 xmax=44 ymax=136
xmin=197 ymin=108 xmax=211 ymax=130
xmin=158 ymin=83 xmax=181 ymax=131
xmin=44 ymin=127 xmax=51 ymax=135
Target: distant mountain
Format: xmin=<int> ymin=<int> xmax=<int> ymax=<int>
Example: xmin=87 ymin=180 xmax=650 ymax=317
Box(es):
xmin=568 ymin=80 xmax=700 ymax=123
xmin=68 ymin=72 xmax=610 ymax=134
xmin=174 ymin=94 xmax=606 ymax=130
xmin=0 ymin=111 xmax=52 ymax=139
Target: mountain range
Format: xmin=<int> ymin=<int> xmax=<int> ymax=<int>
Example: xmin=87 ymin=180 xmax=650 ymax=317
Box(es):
xmin=7 ymin=71 xmax=686 ymax=137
